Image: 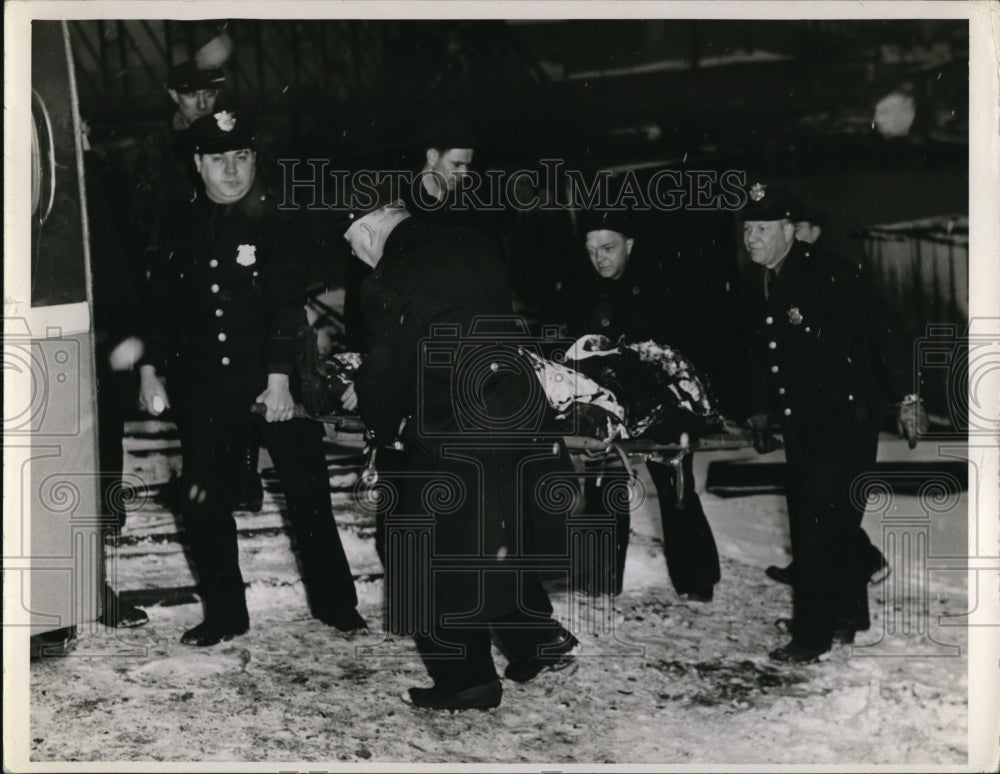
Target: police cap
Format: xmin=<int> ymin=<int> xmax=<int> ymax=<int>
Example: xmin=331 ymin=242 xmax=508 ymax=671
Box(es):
xmin=188 ymin=110 xmax=256 ymax=155
xmin=580 ymin=209 xmax=634 ymax=239
xmin=167 ymin=59 xmax=226 ymax=92
xmin=739 ymin=182 xmax=801 ymax=222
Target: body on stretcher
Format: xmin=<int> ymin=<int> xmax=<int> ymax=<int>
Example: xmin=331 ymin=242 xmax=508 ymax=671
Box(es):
xmin=249 ymin=403 xmax=770 ymax=508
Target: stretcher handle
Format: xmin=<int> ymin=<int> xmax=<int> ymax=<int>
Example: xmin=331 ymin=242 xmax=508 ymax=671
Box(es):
xmin=249 ymin=403 xmax=367 ymax=434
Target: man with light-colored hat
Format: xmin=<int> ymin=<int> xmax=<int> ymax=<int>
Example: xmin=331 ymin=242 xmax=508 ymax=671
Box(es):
xmin=339 ymin=182 xmax=578 ymax=711
xmin=738 ymin=180 xmax=927 ymax=664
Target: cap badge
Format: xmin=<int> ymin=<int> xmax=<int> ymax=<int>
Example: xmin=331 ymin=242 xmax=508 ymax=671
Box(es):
xmin=215 ymin=111 xmax=236 ymax=132
xmin=787 ymin=307 xmax=803 ymax=326
xmin=236 ymin=244 xmax=257 ymax=266
xmin=749 ymin=183 xmax=767 ymax=202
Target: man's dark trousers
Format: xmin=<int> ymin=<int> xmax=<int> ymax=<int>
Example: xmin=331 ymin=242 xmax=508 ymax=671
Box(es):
xmin=178 ymin=416 xmax=357 ymax=626
xmin=783 ymin=415 xmax=879 ymax=649
xmin=412 ymin=581 xmax=567 ymax=691
xmin=585 ymin=453 xmax=720 ymax=597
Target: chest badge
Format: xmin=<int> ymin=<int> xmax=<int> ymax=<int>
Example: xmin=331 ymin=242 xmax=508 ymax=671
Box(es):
xmin=236 ymin=244 xmax=257 ymax=267
xmin=787 ymin=307 xmax=804 ymax=326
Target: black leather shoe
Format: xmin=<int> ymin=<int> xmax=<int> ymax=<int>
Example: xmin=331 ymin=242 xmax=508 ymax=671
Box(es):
xmin=31 ymin=626 xmax=78 ymax=659
xmin=318 ymin=609 xmax=368 ymax=632
xmin=504 ymin=631 xmax=579 ymax=683
xmin=769 ymin=640 xmax=830 ymax=664
xmin=765 ymin=563 xmax=794 ymax=585
xmin=99 ymin=585 xmax=149 ymax=628
xmin=774 ymin=618 xmax=854 ymax=644
xmin=768 ymin=557 xmax=890 ymax=586
xmin=677 ymin=588 xmax=714 ymax=603
xmin=180 ymin=620 xmax=249 ymax=647
xmin=115 ymin=604 xmax=150 ymax=628
xmin=404 ymin=680 xmax=502 ymax=711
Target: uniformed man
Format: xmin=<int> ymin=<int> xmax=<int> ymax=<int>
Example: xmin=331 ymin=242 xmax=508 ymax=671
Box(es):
xmin=763 ymin=192 xmax=890 ymax=589
xmin=738 ymin=181 xmax=928 ymax=663
xmin=138 ymin=110 xmax=366 ymax=646
xmin=131 ymin=59 xmax=265 ymax=513
xmin=132 ymin=60 xmax=225 ymax=257
xmin=340 ymin=183 xmax=577 ymax=711
xmin=792 ymin=198 xmax=827 ymax=246
xmin=561 ymin=210 xmax=721 ymax=602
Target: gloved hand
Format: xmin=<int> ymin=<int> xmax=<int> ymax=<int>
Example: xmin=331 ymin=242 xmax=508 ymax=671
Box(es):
xmin=895 ymin=396 xmax=930 ymax=450
xmin=748 ymin=413 xmax=781 ymax=454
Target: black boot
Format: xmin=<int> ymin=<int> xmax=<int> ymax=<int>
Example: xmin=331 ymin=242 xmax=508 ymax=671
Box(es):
xmin=769 ymin=639 xmax=831 ymax=664
xmin=503 ymin=629 xmax=579 ymax=683
xmin=765 ymin=562 xmax=794 ymax=585
xmin=98 ymin=583 xmax=149 ymax=628
xmin=180 ymin=618 xmax=249 ymax=647
xmin=316 ymin=608 xmax=369 ymax=632
xmin=31 ymin=626 xmax=78 ymax=659
xmin=404 ymin=680 xmax=502 ymax=711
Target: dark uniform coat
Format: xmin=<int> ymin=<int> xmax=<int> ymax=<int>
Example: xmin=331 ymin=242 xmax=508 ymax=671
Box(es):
xmin=561 ymin=241 xmax=721 ymax=598
xmin=142 ymin=176 xmax=302 ymax=419
xmin=563 ymin=243 xmax=682 ymax=344
xmin=132 ymin=117 xmax=199 ymax=261
xmin=355 ymin=217 xmax=570 ymax=629
xmin=740 ymin=239 xmax=913 ymax=647
xmin=142 ymin=175 xmax=358 ymax=627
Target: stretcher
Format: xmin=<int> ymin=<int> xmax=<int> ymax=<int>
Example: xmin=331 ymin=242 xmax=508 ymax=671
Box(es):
xmin=251 ymin=403 xmax=762 ymax=508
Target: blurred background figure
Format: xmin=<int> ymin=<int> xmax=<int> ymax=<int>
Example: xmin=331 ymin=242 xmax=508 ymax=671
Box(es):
xmin=82 ymin=118 xmax=150 ymax=629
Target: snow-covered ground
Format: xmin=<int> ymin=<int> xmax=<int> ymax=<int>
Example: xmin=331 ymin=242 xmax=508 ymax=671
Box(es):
xmin=26 ymin=422 xmax=973 ymax=765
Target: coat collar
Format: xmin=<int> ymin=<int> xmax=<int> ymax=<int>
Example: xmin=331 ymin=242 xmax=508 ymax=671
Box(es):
xmin=375 ymin=216 xmax=447 ymax=277
xmin=194 ymin=174 xmax=269 ymax=220
xmin=753 ymin=239 xmax=811 ymax=281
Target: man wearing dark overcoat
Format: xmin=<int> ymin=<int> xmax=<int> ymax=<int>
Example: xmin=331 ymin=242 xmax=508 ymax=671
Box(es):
xmin=138 ymin=110 xmax=366 ymax=646
xmin=340 ymin=185 xmax=577 ymax=711
xmin=738 ymin=181 xmax=927 ymax=663
xmin=343 ymin=115 xmax=478 ymax=353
